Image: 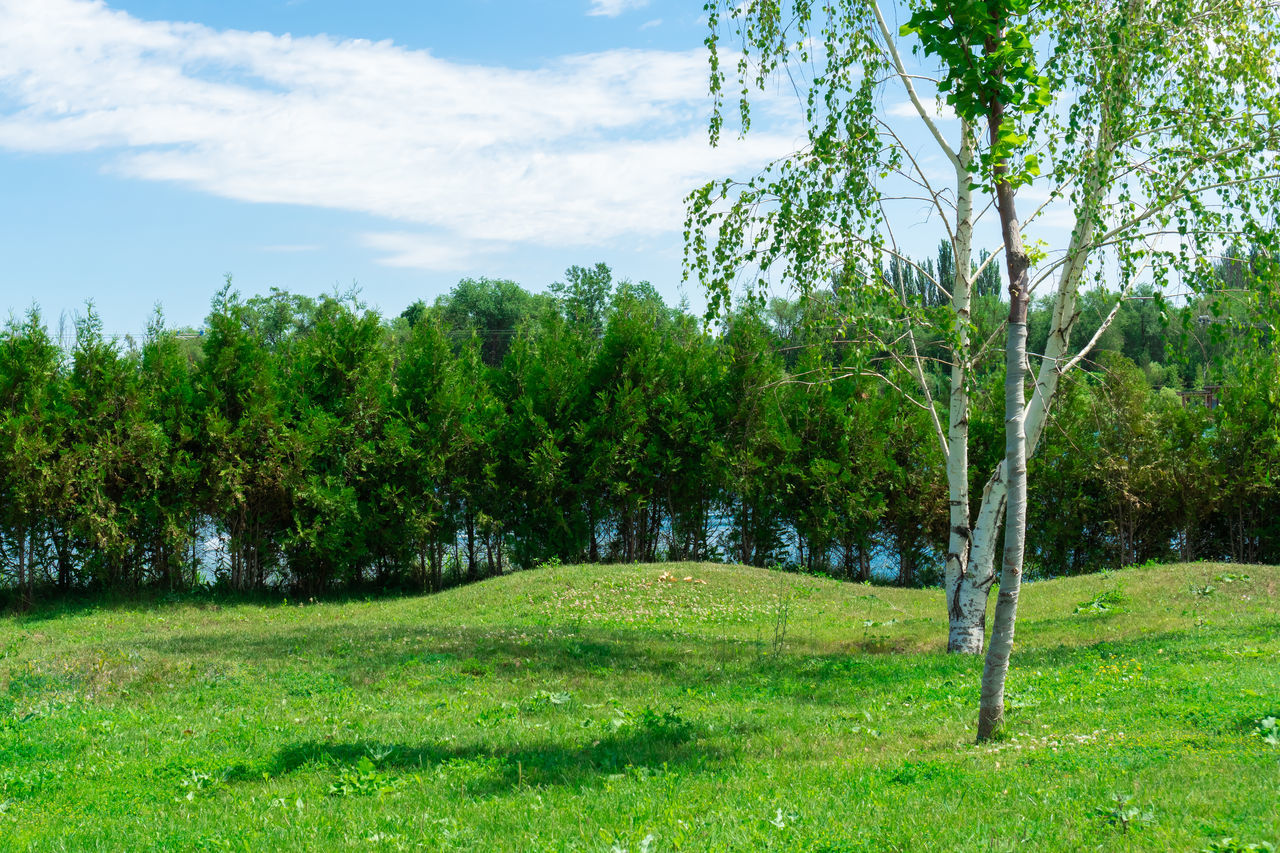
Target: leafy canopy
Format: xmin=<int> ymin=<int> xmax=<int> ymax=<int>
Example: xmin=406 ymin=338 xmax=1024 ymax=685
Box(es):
xmin=901 ymin=0 xmax=1051 ymax=180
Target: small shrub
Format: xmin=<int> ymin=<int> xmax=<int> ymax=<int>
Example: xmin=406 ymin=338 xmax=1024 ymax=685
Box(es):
xmin=1095 ymin=792 xmax=1155 ymax=834
xmin=1 ymin=766 xmax=57 ymax=800
xmin=328 ymin=756 xmax=406 ymax=797
xmin=458 ymin=657 xmax=493 ymax=677
xmin=1074 ymin=588 xmax=1126 ymax=614
xmin=636 ymin=706 xmax=695 ymax=740
xmin=176 ymin=769 xmax=226 ymax=802
xmin=520 ymin=689 xmax=572 ymax=712
xmin=607 ymin=705 xmax=696 ymax=742
xmin=1255 ymin=716 xmax=1280 ymax=747
xmin=1202 ymin=840 xmax=1276 ymax=853
xmin=1189 ymin=582 xmax=1217 ymax=599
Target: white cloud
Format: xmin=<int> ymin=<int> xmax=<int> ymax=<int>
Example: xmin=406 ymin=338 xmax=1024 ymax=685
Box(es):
xmin=888 ymin=98 xmax=956 ymax=122
xmin=640 ymin=18 xmax=663 ymax=30
xmin=0 ymin=0 xmax=793 ymax=269
xmin=359 ymin=232 xmax=492 ymax=272
xmin=587 ymin=0 xmax=649 ymax=17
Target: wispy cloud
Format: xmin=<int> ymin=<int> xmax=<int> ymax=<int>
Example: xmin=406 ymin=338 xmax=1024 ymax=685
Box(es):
xmin=359 ymin=232 xmax=493 ymax=272
xmin=640 ymin=18 xmax=663 ymax=30
xmin=0 ymin=0 xmax=792 ymax=270
xmin=587 ymin=0 xmax=649 ymax=17
xmin=887 ymin=99 xmax=956 ymax=122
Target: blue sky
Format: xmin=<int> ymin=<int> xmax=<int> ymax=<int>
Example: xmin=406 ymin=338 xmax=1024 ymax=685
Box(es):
xmin=0 ymin=0 xmax=804 ymax=335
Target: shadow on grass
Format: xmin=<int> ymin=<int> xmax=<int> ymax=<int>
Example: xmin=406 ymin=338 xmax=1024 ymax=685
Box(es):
xmin=1012 ymin=618 xmax=1280 ymax=667
xmin=138 ymin=617 xmax=966 ymax=704
xmin=125 ymin=601 xmax=1280 ymax=719
xmin=232 ymin=720 xmax=719 ymax=794
xmin=2 ymin=574 xmax=516 ymax=624
xmin=143 ymin=621 xmax=714 ymax=676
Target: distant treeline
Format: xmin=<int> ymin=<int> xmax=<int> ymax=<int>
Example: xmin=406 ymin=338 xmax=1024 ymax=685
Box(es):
xmin=1 ymin=257 xmax=1276 ymax=604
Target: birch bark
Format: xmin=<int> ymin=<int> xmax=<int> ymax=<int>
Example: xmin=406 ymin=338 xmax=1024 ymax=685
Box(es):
xmin=977 ymin=83 xmax=1032 ymax=739
xmin=944 ymin=127 xmax=981 ymax=653
xmin=946 ymin=0 xmax=1142 ymax=656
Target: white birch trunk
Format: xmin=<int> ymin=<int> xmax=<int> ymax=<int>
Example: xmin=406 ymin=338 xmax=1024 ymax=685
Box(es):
xmin=974 ymin=0 xmax=1148 ymax=739
xmin=976 ymin=72 xmax=1034 ymax=736
xmin=951 ymin=465 xmax=1005 ymax=652
xmin=943 ymin=10 xmax=1135 ymax=653
xmin=944 ymin=126 xmax=981 ymax=653
xmin=978 ymin=317 xmax=1029 ymax=739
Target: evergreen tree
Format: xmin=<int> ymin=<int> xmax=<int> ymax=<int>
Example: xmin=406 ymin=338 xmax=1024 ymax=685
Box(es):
xmin=0 ymin=311 xmax=63 ymax=604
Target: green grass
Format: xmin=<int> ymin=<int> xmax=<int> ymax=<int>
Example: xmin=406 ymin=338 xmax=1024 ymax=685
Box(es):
xmin=2 ymin=561 xmax=1278 ymax=852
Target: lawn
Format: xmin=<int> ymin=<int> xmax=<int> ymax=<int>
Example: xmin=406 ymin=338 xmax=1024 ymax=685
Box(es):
xmin=1 ymin=561 xmax=1278 ymax=851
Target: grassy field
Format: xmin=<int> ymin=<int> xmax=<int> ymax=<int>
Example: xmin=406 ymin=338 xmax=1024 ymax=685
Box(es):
xmin=1 ymin=561 xmax=1278 ymax=851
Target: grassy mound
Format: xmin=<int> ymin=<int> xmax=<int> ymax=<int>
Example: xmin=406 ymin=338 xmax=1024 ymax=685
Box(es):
xmin=2 ymin=562 xmax=1278 ymax=851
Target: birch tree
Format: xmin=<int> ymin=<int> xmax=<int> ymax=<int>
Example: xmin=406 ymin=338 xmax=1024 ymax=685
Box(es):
xmin=687 ymin=0 xmax=1280 ymax=735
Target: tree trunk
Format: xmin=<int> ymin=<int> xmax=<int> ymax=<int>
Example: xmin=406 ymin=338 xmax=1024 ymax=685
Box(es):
xmin=945 ymin=11 xmax=1135 ymax=652
xmin=899 ymin=547 xmax=916 ymax=588
xmin=588 ymin=505 xmax=599 ymax=563
xmin=55 ymin=528 xmax=72 ymax=591
xmin=485 ymin=532 xmax=495 ymax=580
xmin=952 ymin=478 xmax=1004 ymax=652
xmin=944 ymin=123 xmax=979 ymax=651
xmin=978 ymin=317 xmax=1028 ymax=740
xmin=16 ymin=525 xmax=30 ymax=611
xmin=465 ymin=507 xmax=477 ymax=582
xmin=649 ymin=504 xmax=663 ymax=563
xmin=978 ymin=87 xmax=1032 ymax=741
